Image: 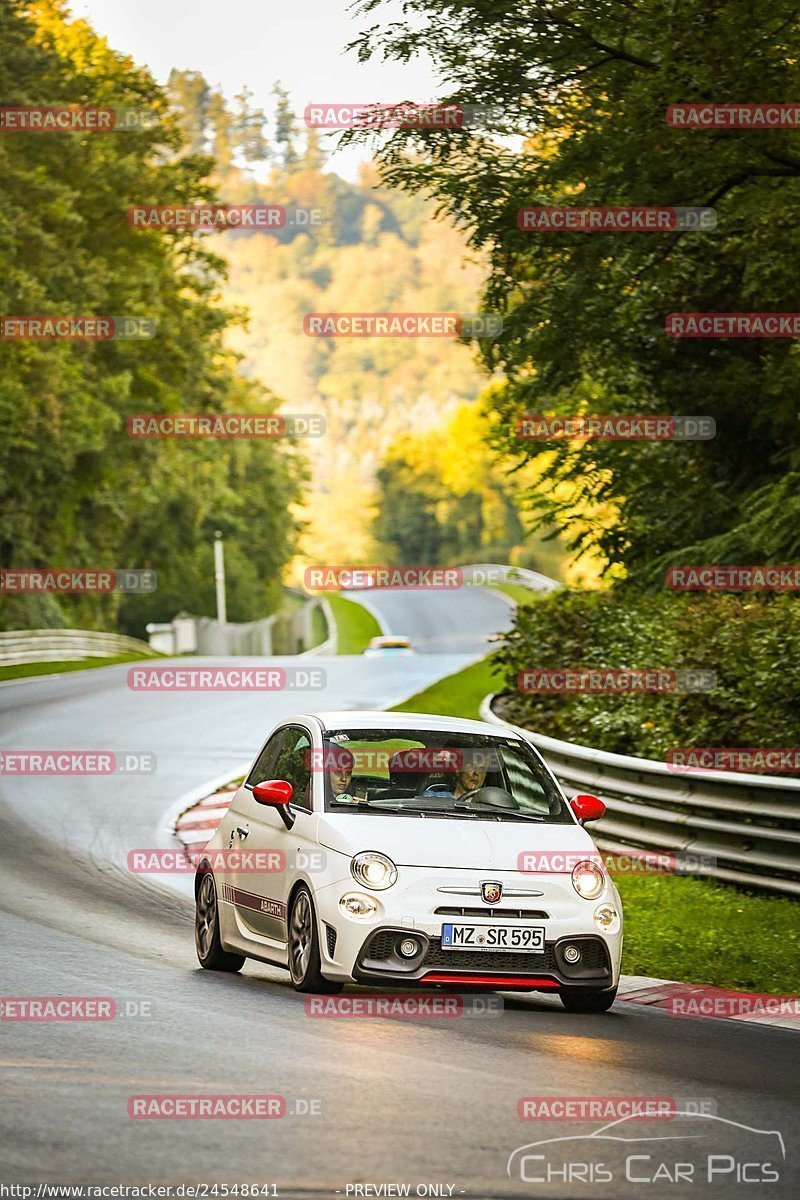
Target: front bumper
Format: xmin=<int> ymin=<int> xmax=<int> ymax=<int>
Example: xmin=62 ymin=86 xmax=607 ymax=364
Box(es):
xmin=352 ymin=927 xmax=613 ymax=991
xmin=315 ymin=867 xmax=623 ymax=990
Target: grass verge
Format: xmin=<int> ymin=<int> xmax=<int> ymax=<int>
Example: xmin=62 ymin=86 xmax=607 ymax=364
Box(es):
xmin=325 ymin=593 xmax=382 ymax=655
xmin=391 ymin=655 xmax=504 ymax=719
xmin=491 ymin=582 xmax=536 ymax=607
xmin=392 ymin=654 xmax=799 ymax=993
xmin=615 ymin=873 xmax=800 ymax=993
xmin=0 ymin=653 xmax=158 ymax=683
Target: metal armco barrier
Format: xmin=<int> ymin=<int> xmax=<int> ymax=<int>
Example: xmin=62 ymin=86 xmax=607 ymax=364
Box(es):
xmin=480 ymin=694 xmax=800 ymax=896
xmin=0 ymin=628 xmax=153 ymax=666
xmin=460 ymin=563 xmax=562 ymax=593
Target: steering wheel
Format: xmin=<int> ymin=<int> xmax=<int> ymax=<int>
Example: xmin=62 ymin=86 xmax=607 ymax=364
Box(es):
xmin=453 ymin=787 xmax=483 ymax=804
xmin=458 ymin=785 xmax=519 ymax=810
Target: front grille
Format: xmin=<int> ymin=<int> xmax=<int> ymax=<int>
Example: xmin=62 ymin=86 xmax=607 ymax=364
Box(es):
xmin=325 ymin=923 xmax=337 ymax=958
xmin=434 ymin=906 xmax=549 ymax=919
xmin=421 ymin=937 xmax=609 ymax=975
xmin=422 ymin=937 xmax=559 ymax=973
xmin=366 ymin=929 xmax=400 ymax=960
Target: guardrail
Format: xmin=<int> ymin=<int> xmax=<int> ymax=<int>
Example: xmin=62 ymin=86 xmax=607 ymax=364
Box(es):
xmin=460 ymin=563 xmax=562 ymax=593
xmin=480 ymin=694 xmax=800 ymax=896
xmin=0 ymin=628 xmax=154 ymax=667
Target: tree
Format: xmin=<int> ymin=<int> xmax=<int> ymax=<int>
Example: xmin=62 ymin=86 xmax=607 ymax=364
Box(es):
xmin=347 ymin=0 xmax=800 ymax=579
xmin=166 ymin=68 xmax=210 ymax=154
xmin=272 ymin=81 xmax=298 ymax=168
xmin=0 ymin=0 xmax=301 ymax=634
xmin=373 ymin=405 xmax=526 ymax=565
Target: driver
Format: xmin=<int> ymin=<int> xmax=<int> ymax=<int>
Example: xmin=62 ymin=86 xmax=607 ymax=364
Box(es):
xmin=424 ymin=749 xmax=490 ymax=799
xmin=454 ymin=755 xmax=489 ymax=798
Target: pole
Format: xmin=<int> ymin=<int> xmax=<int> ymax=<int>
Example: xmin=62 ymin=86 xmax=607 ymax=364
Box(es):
xmin=214 ymin=530 xmax=227 ymax=626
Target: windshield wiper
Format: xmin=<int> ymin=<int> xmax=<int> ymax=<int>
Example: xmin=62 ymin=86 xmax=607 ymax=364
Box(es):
xmin=468 ymin=808 xmax=549 ymax=822
xmin=350 ymin=801 xmax=552 ymax=821
xmin=358 ymin=802 xmax=474 ymax=817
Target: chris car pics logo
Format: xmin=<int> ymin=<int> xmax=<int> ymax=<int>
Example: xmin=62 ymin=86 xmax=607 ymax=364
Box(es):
xmin=507 ymin=1112 xmax=785 ymax=1186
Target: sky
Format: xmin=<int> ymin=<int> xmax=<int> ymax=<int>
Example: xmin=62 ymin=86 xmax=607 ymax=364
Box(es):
xmin=72 ymin=0 xmax=441 ymax=179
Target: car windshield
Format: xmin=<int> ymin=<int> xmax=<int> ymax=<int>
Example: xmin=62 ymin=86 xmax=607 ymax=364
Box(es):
xmin=319 ymin=727 xmax=573 ymax=823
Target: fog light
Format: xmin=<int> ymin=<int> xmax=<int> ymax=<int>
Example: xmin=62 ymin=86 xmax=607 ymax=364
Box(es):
xmin=398 ymin=938 xmax=419 ymax=959
xmin=594 ymin=903 xmax=620 ymax=933
xmin=563 ymin=944 xmax=582 ymax=964
xmin=339 ymin=892 xmax=378 ymax=919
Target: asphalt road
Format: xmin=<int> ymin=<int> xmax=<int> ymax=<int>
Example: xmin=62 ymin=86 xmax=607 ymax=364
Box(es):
xmin=1 ymin=621 xmax=798 ymax=1194
xmin=342 ymin=584 xmax=514 ymax=654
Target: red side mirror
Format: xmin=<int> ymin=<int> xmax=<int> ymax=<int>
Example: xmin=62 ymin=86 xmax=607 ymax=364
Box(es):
xmin=252 ymin=779 xmax=293 ymax=807
xmin=570 ymin=793 xmax=606 ymax=823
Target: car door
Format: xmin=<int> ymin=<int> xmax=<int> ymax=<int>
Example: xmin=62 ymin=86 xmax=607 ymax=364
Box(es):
xmin=229 ymin=724 xmax=316 ymax=950
xmin=224 ymin=725 xmax=294 ymax=947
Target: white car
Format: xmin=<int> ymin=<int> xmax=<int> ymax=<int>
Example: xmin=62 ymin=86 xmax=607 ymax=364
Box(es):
xmin=194 ymin=711 xmax=623 ymax=1011
xmin=363 ymin=635 xmax=415 ymax=657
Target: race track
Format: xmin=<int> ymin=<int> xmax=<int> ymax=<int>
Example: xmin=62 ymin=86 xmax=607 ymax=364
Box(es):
xmin=0 ymin=590 xmax=797 ymax=1195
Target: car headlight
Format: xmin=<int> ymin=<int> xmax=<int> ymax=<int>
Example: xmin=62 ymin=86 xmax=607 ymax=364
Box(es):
xmin=572 ymin=859 xmax=606 ymax=900
xmin=351 ymin=851 xmax=398 ymax=891
xmin=594 ymin=903 xmax=621 ymax=933
xmin=339 ymin=892 xmax=379 ymax=919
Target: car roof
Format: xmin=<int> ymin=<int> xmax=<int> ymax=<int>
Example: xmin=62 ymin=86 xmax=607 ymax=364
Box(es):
xmin=293 ymin=710 xmax=522 ymax=738
xmin=369 ymin=635 xmax=411 ymax=646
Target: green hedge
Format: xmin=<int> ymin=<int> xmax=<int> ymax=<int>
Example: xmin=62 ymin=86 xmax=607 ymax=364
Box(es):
xmin=493 ymin=589 xmax=800 ymax=764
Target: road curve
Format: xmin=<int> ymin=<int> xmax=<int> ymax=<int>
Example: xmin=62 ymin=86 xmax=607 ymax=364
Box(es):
xmin=343 ymin=584 xmax=514 ymax=654
xmin=0 ymin=656 xmax=798 ymax=1194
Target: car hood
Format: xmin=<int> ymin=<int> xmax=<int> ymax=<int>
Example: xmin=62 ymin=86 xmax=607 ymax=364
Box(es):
xmin=315 ymin=813 xmax=596 ymax=870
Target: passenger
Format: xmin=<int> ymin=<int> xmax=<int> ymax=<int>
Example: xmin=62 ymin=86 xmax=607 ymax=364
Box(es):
xmin=328 ymin=748 xmax=366 ymax=804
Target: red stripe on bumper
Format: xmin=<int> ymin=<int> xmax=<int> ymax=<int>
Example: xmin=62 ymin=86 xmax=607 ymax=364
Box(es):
xmin=419 ymin=972 xmax=560 ymax=990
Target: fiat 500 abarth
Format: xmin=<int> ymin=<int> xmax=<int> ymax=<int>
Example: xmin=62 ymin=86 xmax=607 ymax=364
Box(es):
xmin=194 ymin=711 xmax=622 ymax=1011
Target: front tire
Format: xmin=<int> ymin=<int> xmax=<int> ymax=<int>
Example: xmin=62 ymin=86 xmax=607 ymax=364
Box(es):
xmin=559 ymin=986 xmax=617 ymax=1013
xmin=288 ymin=886 xmax=343 ymax=994
xmin=195 ymin=872 xmax=245 ymax=972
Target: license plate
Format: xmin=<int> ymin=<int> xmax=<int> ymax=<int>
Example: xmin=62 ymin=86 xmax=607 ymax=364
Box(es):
xmin=441 ymin=922 xmax=545 ymax=952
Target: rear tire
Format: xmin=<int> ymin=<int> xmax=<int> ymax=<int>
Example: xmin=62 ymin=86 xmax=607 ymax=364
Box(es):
xmin=195 ymin=872 xmax=245 ymax=972
xmin=288 ymin=886 xmax=343 ymax=994
xmin=559 ymin=986 xmax=617 ymax=1013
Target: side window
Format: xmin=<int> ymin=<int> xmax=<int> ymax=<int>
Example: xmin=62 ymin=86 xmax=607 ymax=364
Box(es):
xmin=246 ymin=728 xmax=288 ymax=788
xmin=272 ymin=728 xmax=313 ymax=811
